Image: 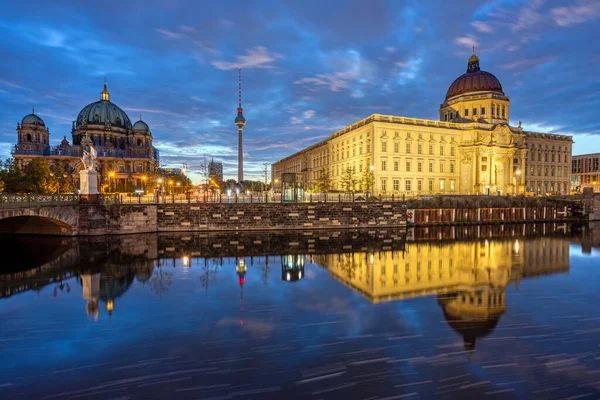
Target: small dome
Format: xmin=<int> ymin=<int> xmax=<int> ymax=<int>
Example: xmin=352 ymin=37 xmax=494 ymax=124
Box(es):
xmin=445 ymin=51 xmax=503 ymax=101
xmin=21 ymin=109 xmax=45 ymax=127
xmin=133 ymin=120 xmax=149 ymax=131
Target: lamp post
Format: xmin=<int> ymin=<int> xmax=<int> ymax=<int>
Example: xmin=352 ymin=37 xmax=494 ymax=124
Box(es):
xmin=176 ymin=181 xmax=181 ymax=195
xmin=169 ymin=180 xmax=174 ymax=195
xmin=141 ymin=175 xmax=147 ymax=194
xmin=109 ymin=171 xmax=115 ymax=193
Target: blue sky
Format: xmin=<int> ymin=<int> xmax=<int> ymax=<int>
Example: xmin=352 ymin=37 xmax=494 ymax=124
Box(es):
xmin=0 ymin=0 xmax=599 ymax=183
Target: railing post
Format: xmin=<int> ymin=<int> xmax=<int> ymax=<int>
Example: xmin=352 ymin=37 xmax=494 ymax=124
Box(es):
xmin=338 ymin=193 xmax=341 ymax=202
xmin=250 ymin=194 xmax=253 ymax=203
xmin=310 ymin=193 xmax=313 ymax=203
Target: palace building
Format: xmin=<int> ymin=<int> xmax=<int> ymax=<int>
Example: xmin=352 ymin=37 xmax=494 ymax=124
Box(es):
xmin=11 ymin=79 xmax=158 ymax=192
xmin=272 ymin=51 xmax=573 ymax=196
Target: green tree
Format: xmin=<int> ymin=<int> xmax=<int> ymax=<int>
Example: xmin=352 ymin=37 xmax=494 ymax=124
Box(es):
xmin=362 ymin=168 xmax=374 ymax=196
xmin=22 ymin=158 xmax=59 ymax=194
xmin=0 ymin=176 xmax=4 ymax=193
xmin=341 ymin=166 xmax=358 ymax=193
xmin=50 ymin=165 xmax=76 ymax=194
xmin=315 ymin=168 xmax=332 ymax=193
xmin=0 ymin=158 xmax=25 ymax=193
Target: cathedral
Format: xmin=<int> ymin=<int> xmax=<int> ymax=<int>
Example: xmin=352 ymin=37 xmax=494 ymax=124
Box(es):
xmin=11 ymin=79 xmax=158 ymax=192
xmin=272 ymin=50 xmax=573 ymax=196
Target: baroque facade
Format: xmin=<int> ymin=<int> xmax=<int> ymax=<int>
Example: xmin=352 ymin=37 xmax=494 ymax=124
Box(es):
xmin=12 ymin=80 xmax=158 ymax=192
xmin=272 ymin=51 xmax=573 ymax=195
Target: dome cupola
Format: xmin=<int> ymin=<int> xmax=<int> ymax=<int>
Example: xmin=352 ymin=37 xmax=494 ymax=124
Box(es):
xmin=445 ymin=48 xmax=504 ymax=101
xmin=75 ymin=78 xmax=132 ymax=129
xmin=21 ymin=107 xmax=45 ymax=126
xmin=132 ymin=114 xmax=150 ymax=131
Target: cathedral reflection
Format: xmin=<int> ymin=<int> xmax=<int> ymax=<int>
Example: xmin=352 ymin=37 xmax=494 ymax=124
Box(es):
xmin=311 ymin=235 xmax=570 ymax=350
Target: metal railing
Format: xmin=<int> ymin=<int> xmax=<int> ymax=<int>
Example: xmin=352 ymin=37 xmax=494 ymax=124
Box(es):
xmin=0 ymin=193 xmax=80 ymax=208
xmin=11 ymin=145 xmax=155 ymax=160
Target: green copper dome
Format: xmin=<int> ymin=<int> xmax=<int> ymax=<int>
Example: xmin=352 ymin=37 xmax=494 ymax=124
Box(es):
xmin=21 ymin=112 xmax=45 ymax=126
xmin=76 ymin=100 xmax=132 ymax=129
xmin=132 ymin=120 xmax=149 ymax=131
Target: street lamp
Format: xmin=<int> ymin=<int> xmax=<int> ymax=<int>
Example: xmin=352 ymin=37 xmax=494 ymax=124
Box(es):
xmin=109 ymin=171 xmax=116 ymax=193
xmin=169 ymin=180 xmax=174 ymax=195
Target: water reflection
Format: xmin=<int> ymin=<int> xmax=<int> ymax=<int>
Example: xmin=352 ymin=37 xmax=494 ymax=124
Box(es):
xmin=1 ymin=223 xmax=599 ymax=398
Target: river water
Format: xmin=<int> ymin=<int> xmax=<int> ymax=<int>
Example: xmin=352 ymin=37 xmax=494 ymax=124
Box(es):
xmin=1 ymin=223 xmax=599 ymax=399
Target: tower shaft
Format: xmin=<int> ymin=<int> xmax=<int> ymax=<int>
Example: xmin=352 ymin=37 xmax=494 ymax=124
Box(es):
xmin=238 ymin=127 xmax=243 ymax=182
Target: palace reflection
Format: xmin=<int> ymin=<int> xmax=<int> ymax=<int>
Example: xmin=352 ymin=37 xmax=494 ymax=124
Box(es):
xmin=310 ymin=230 xmax=571 ymax=350
xmin=1 ymin=224 xmax=595 ymax=350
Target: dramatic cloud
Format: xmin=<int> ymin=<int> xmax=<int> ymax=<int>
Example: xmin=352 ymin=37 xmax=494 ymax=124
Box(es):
xmin=471 ymin=21 xmax=493 ymax=33
xmin=551 ymin=1 xmax=600 ymax=27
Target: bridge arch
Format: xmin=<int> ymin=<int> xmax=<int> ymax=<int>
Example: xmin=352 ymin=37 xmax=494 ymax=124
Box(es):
xmin=0 ymin=207 xmax=77 ymax=235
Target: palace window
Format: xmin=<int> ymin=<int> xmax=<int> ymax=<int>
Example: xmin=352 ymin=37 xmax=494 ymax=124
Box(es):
xmin=450 ymin=163 xmax=455 ymax=173
xmin=482 ymin=165 xmax=487 ymax=172
xmin=491 ymin=105 xmax=495 ymax=115
xmin=382 ymin=142 xmax=387 ymax=152
xmin=429 ymin=180 xmax=434 ymax=191
xmin=418 ymin=161 xmax=423 ymax=172
xmin=440 ymin=145 xmax=445 ymax=156
xmin=394 ymin=160 xmax=399 ymax=171
xmin=450 ymin=146 xmax=455 ymax=156
xmin=405 ymin=180 xmax=412 ymax=192
xmin=481 ymin=107 xmax=486 ymax=115
xmin=464 ymin=109 xmax=469 ymax=117
xmin=429 ymin=161 xmax=434 ymax=172
xmin=440 ymin=162 xmax=445 ymax=173
xmin=381 ymin=179 xmax=387 ymax=192
xmin=394 ymin=142 xmax=399 ymax=153
xmin=353 ymin=147 xmax=356 ymax=157
xmin=381 ymin=160 xmax=387 ymax=171
xmin=418 ymin=143 xmax=423 ymax=154
xmin=367 ymin=142 xmax=371 ymax=152
xmin=440 ymin=179 xmax=445 ymax=190
xmin=418 ymin=180 xmax=423 ymax=191
xmin=406 ymin=143 xmax=411 ymax=154
xmin=450 ymin=180 xmax=455 ymax=191
xmin=393 ymin=180 xmax=399 ymax=191
xmin=429 ymin=144 xmax=434 ymax=155
xmin=473 ymin=108 xmax=477 ymax=115
xmin=360 ymin=144 xmax=363 ymax=155
xmin=502 ymin=106 xmax=506 ymax=117
xmin=394 ymin=131 xmax=399 ymax=138
xmin=444 ymin=114 xmax=448 ymax=121
xmin=406 ymin=161 xmax=411 ymax=172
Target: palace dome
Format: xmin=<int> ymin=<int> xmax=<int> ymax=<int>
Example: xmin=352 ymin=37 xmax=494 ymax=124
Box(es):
xmin=21 ymin=110 xmax=45 ymax=126
xmin=445 ymin=51 xmax=504 ymax=101
xmin=76 ymin=80 xmax=132 ymax=129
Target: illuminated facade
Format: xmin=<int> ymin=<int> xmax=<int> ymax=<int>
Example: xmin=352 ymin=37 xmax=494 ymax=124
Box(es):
xmin=12 ymin=79 xmax=158 ymax=191
xmin=272 ymin=51 xmax=572 ymax=196
xmin=312 ymin=231 xmax=569 ymax=349
xmin=571 ymin=153 xmax=600 ymax=192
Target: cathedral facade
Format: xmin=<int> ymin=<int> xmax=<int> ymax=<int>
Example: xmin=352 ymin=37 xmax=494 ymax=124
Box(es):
xmin=11 ymin=80 xmax=158 ymax=192
xmin=272 ymin=52 xmax=573 ymax=196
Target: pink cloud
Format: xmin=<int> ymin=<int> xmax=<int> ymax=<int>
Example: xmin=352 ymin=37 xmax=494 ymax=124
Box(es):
xmin=211 ymin=46 xmax=284 ymax=70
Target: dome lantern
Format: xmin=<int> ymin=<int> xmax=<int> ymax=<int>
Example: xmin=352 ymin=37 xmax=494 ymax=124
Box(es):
xmin=467 ymin=46 xmax=480 ymax=73
xmin=100 ymin=76 xmax=110 ymax=102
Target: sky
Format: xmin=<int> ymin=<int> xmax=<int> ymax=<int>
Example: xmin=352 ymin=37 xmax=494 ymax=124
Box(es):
xmin=0 ymin=0 xmax=599 ymax=184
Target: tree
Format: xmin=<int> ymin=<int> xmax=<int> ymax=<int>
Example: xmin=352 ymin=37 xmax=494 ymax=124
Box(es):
xmin=341 ymin=166 xmax=358 ymax=193
xmin=0 ymin=158 xmax=25 ymax=193
xmin=22 ymin=158 xmax=59 ymax=194
xmin=362 ymin=168 xmax=374 ymax=196
xmin=0 ymin=176 xmax=4 ymax=193
xmin=50 ymin=165 xmax=76 ymax=194
xmin=315 ymin=168 xmax=332 ymax=193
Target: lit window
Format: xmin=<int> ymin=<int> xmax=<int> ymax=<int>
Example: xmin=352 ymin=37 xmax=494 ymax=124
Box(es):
xmin=450 ymin=180 xmax=455 ymax=190
xmin=440 ymin=179 xmax=445 ymax=190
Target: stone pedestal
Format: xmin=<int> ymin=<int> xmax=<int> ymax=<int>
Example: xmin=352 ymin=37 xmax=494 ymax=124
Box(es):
xmin=79 ymin=169 xmax=99 ymax=203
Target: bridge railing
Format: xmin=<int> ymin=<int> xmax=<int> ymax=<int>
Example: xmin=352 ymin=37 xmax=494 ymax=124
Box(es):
xmin=0 ymin=194 xmax=80 ymax=208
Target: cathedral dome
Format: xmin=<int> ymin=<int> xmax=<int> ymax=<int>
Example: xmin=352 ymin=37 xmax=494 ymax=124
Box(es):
xmin=445 ymin=50 xmax=504 ymax=101
xmin=21 ymin=109 xmax=45 ymax=126
xmin=76 ymin=80 xmax=132 ymax=129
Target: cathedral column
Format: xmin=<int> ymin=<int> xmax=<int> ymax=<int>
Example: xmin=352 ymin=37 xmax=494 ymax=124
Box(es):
xmin=475 ymin=150 xmax=481 ymax=193
xmin=519 ymin=151 xmax=526 ymax=186
xmin=489 ymin=152 xmax=495 ymax=186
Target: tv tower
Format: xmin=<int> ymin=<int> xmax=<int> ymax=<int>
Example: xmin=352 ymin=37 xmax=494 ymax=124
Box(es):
xmin=234 ymin=68 xmax=246 ymax=182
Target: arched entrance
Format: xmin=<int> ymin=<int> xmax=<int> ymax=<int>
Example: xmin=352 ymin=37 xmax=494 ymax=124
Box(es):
xmin=0 ymin=216 xmax=73 ymax=236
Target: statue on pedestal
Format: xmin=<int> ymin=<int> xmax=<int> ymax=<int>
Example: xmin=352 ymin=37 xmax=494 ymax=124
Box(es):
xmin=79 ymin=134 xmax=99 ymax=200
xmin=81 ymin=145 xmax=97 ymax=171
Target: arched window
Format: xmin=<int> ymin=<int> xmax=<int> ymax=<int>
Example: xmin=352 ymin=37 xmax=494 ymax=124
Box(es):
xmin=26 ymin=133 xmax=32 ymax=142
xmin=137 ymin=138 xmax=143 ymax=147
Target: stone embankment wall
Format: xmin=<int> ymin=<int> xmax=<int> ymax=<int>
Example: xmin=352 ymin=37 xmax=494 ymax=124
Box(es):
xmin=156 ymin=202 xmax=407 ymax=232
xmin=407 ymin=206 xmax=571 ymax=226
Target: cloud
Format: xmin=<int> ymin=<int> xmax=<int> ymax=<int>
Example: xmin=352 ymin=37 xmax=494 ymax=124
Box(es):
xmin=551 ymin=1 xmax=600 ymax=27
xmin=471 ymin=21 xmax=493 ymax=33
xmin=499 ymin=55 xmax=558 ymax=71
xmin=454 ymin=36 xmax=479 ymax=49
xmin=211 ymin=46 xmax=284 ymax=70
xmin=155 ymin=28 xmax=182 ymax=39
xmin=290 ymin=116 xmax=302 ymax=124
xmin=294 ymin=71 xmax=358 ymax=92
xmin=385 ymin=46 xmax=396 ymax=53
xmin=303 ymin=110 xmax=316 ymax=119
xmin=178 ymin=25 xmax=196 ymax=33
xmin=123 ymin=107 xmax=187 ymax=118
